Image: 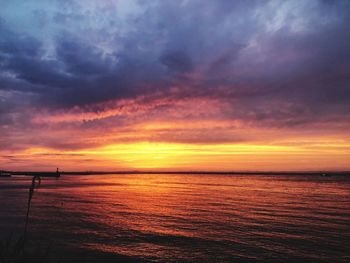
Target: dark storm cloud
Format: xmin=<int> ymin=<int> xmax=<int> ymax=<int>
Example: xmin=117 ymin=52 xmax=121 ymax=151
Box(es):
xmin=56 ymin=37 xmax=113 ymax=76
xmin=0 ymin=0 xmax=350 ymax=137
xmin=160 ymin=50 xmax=193 ymax=73
xmin=0 ymin=0 xmax=259 ymax=107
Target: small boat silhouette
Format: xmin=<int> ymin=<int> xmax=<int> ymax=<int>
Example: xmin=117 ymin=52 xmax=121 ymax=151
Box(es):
xmin=56 ymin=168 xmax=61 ymax=178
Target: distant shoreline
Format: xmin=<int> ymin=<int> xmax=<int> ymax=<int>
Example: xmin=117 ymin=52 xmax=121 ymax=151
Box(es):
xmin=2 ymin=170 xmax=350 ymax=177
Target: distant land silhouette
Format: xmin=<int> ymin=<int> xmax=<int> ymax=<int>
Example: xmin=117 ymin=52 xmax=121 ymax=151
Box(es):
xmin=1 ymin=170 xmax=349 ymax=177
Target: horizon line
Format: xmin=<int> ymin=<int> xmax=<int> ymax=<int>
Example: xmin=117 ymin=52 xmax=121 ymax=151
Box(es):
xmin=2 ymin=169 xmax=350 ymax=176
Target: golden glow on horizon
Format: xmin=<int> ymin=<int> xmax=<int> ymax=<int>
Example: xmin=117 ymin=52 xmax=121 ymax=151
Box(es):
xmin=3 ymin=95 xmax=348 ymax=172
xmin=3 ymin=140 xmax=349 ymax=171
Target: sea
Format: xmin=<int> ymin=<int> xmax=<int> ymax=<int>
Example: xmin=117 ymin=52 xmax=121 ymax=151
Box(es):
xmin=0 ymin=174 xmax=349 ymax=262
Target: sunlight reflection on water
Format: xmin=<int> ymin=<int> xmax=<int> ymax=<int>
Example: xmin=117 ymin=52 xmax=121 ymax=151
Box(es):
xmin=1 ymin=174 xmax=350 ymax=262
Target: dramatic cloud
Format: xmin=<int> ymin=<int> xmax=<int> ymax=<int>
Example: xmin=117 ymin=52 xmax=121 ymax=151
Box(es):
xmin=0 ymin=0 xmax=350 ymax=170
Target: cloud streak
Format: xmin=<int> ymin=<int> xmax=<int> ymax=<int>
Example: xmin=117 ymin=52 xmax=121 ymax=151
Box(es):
xmin=0 ymin=0 xmax=350 ymax=170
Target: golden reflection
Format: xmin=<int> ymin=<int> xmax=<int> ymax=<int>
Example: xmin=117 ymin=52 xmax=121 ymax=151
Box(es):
xmin=48 ymin=173 xmax=350 ymax=259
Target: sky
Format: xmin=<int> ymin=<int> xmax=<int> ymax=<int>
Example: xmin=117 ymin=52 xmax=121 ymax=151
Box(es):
xmin=0 ymin=0 xmax=349 ymax=171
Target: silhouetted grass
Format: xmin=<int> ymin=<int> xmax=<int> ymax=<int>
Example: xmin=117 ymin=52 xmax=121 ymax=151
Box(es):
xmin=0 ymin=176 xmax=58 ymax=263
xmin=0 ymin=176 xmax=139 ymax=263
